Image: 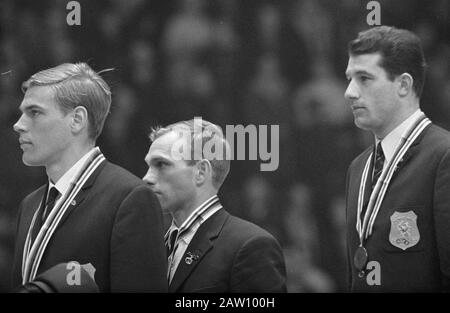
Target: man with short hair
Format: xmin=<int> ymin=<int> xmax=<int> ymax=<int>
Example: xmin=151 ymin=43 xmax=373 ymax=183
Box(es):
xmin=345 ymin=26 xmax=450 ymax=292
xmin=143 ymin=118 xmax=286 ymax=292
xmin=12 ymin=63 xmax=167 ymax=292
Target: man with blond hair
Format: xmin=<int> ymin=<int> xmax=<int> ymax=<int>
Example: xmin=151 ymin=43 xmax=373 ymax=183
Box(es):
xmin=143 ymin=118 xmax=286 ymax=292
xmin=12 ymin=63 xmax=167 ymax=292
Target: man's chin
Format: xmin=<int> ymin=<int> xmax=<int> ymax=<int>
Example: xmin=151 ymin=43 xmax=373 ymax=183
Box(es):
xmin=354 ymin=118 xmax=372 ymax=132
xmin=22 ymin=155 xmax=42 ymax=167
xmin=156 ymin=197 xmax=169 ymax=211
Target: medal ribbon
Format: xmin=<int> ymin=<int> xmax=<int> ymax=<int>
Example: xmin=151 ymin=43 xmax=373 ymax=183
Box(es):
xmin=22 ymin=148 xmax=105 ymax=284
xmin=356 ymin=113 xmax=430 ymax=245
xmin=165 ymin=195 xmax=222 ymax=282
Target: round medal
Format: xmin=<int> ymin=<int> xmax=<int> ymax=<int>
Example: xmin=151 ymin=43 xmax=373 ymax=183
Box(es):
xmin=353 ymin=245 xmax=368 ymax=272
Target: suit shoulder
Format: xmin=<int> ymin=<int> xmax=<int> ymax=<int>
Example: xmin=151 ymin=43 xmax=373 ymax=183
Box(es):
xmin=99 ymin=162 xmax=146 ymax=190
xmin=423 ymin=124 xmax=450 ymax=151
xmin=223 ymin=214 xmax=278 ymax=243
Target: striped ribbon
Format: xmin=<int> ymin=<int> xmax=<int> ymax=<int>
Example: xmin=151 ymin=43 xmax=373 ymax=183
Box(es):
xmin=356 ymin=113 xmax=430 ymax=244
xmin=22 ymin=148 xmax=105 ymax=284
xmin=164 ymin=195 xmax=221 ymax=247
xmin=165 ymin=195 xmax=222 ymax=280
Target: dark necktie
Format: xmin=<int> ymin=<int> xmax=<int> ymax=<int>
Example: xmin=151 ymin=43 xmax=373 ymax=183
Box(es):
xmin=31 ymin=187 xmax=59 ymax=244
xmin=372 ymin=142 xmax=385 ymax=189
xmin=42 ymin=187 xmax=60 ymax=222
xmin=166 ymin=228 xmax=179 ymax=257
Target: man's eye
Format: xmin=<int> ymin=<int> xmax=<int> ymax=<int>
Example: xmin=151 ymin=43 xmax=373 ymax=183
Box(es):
xmin=157 ymin=161 xmax=167 ymax=168
xmin=30 ymin=110 xmax=41 ymax=116
xmin=360 ymin=76 xmax=370 ymax=82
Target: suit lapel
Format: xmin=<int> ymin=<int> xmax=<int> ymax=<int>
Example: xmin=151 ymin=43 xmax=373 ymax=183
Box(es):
xmin=20 ymin=186 xmax=47 ymax=248
xmin=169 ymin=209 xmax=229 ymax=292
xmin=363 ymin=147 xmax=375 ymax=211
xmin=19 ymin=160 xmax=107 ymax=249
xmin=356 ymin=123 xmax=431 ymax=209
xmin=30 ymin=185 xmax=49 ymax=244
xmin=346 ymin=147 xmax=374 ymax=233
xmin=391 ymin=123 xmax=431 ymax=179
xmin=56 ymin=160 xmax=107 ymax=227
xmin=14 ymin=186 xmax=46 ymax=282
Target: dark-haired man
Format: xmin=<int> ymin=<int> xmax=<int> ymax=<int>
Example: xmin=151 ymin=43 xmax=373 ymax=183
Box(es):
xmin=345 ymin=26 xmax=450 ymax=292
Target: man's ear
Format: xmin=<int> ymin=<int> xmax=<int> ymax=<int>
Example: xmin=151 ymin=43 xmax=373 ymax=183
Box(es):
xmin=70 ymin=106 xmax=89 ymax=134
xmin=397 ymin=73 xmax=414 ymax=97
xmin=194 ymin=159 xmax=212 ymax=186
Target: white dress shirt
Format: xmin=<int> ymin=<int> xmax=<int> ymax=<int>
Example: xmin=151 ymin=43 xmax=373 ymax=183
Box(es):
xmin=376 ymin=109 xmax=423 ymax=171
xmin=44 ymin=147 xmax=98 ymax=215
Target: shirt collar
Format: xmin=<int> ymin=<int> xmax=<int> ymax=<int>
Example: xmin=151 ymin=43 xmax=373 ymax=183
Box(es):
xmin=49 ymin=147 xmax=98 ymax=196
xmin=164 ymin=194 xmax=220 ymax=241
xmin=376 ymin=109 xmax=422 ymax=165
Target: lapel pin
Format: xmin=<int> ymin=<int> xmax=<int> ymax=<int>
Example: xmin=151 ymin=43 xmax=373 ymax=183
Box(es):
xmin=185 ymin=251 xmax=199 ymax=265
xmin=71 ymin=200 xmax=77 ymax=206
xmin=395 ymin=158 xmax=405 ymax=171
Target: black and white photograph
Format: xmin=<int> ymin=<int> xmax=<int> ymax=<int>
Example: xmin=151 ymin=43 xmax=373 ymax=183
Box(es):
xmin=0 ymin=0 xmax=449 ymax=307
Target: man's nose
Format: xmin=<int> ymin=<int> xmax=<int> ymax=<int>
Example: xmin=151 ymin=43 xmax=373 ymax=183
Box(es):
xmin=13 ymin=114 xmax=26 ymax=133
xmin=143 ymin=169 xmax=156 ymax=186
xmin=344 ymin=80 xmax=359 ymax=100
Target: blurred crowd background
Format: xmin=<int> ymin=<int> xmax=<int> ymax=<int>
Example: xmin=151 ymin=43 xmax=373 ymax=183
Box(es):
xmin=0 ymin=0 xmax=449 ymax=292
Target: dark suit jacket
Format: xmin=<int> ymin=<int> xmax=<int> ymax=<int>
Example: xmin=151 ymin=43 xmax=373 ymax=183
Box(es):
xmin=169 ymin=209 xmax=287 ymax=292
xmin=11 ymin=161 xmax=168 ymax=292
xmin=346 ymin=124 xmax=450 ymax=292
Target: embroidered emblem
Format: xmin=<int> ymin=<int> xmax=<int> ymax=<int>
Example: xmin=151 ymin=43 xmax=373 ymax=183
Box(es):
xmin=389 ymin=211 xmax=420 ymax=250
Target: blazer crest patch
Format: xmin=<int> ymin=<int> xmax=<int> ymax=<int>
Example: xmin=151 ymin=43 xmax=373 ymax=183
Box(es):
xmin=389 ymin=210 xmax=420 ymax=250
